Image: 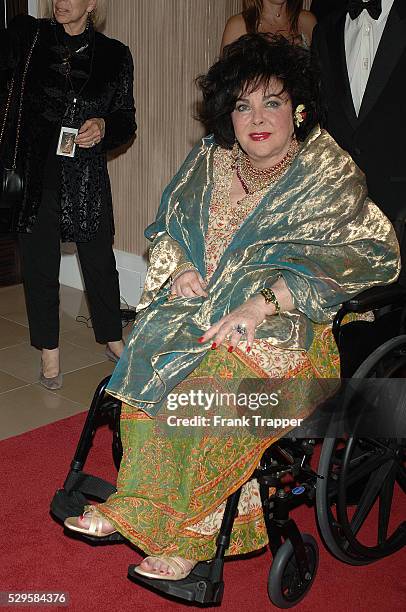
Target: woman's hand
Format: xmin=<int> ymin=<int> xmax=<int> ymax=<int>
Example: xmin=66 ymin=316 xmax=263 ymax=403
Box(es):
xmin=200 ymin=294 xmax=271 ymax=352
xmin=171 ymin=270 xmax=208 ymax=299
xmin=75 ymin=118 xmax=106 ymax=148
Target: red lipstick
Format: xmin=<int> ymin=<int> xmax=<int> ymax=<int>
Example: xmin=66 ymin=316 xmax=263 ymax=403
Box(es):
xmin=249 ymin=132 xmax=271 ymax=141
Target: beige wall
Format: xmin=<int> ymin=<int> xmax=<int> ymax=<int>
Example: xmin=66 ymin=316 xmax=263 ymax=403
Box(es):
xmin=103 ymin=0 xmax=241 ymax=256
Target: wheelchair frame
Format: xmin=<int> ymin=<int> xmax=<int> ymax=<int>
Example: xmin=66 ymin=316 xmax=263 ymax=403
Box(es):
xmin=50 ymin=282 xmax=406 ymax=608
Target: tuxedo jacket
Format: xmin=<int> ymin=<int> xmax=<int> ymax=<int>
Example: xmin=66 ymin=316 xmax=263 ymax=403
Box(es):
xmin=312 ymin=0 xmax=406 ymax=225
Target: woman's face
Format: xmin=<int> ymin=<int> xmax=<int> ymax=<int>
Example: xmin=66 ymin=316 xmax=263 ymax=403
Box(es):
xmin=231 ymin=80 xmax=294 ymax=168
xmin=53 ymin=0 xmax=96 ymax=26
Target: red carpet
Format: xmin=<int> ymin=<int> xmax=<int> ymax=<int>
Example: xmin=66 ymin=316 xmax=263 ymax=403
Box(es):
xmin=1 ymin=413 xmax=405 ymax=612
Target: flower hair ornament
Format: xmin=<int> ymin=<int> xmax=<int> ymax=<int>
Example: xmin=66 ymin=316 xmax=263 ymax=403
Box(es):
xmin=294 ymin=104 xmax=306 ymax=128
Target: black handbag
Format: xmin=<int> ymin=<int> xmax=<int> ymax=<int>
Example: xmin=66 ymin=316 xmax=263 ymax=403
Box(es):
xmin=0 ymin=27 xmax=39 ymax=210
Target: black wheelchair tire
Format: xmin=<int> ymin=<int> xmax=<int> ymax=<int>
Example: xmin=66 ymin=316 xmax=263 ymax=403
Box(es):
xmin=316 ymin=335 xmax=406 ymax=564
xmin=315 ymin=437 xmax=371 ymax=565
xmin=267 ymin=534 xmax=319 ymax=608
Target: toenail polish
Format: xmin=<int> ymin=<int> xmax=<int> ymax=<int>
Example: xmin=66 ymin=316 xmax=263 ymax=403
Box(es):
xmin=228 ymin=346 xmax=234 ymax=353
xmin=211 ymin=342 xmax=217 ymax=349
xmin=246 ymin=346 xmax=251 ymax=353
xmin=197 ymin=336 xmax=204 ymax=343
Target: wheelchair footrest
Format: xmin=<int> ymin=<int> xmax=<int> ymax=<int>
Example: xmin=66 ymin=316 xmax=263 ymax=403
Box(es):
xmin=64 ymin=470 xmax=117 ymax=500
xmin=51 ymin=488 xmax=89 ymax=522
xmin=128 ymin=559 xmax=224 ymax=604
xmin=50 ymin=471 xmax=117 ymax=522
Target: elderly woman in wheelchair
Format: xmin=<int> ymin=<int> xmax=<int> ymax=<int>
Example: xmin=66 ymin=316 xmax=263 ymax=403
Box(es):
xmin=63 ymin=34 xmax=400 ymax=590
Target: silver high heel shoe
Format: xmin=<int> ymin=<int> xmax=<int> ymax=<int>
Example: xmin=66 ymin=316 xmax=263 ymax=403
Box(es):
xmin=105 ymin=341 xmax=125 ymax=364
xmin=39 ymin=363 xmax=63 ymax=390
xmin=105 ymin=345 xmax=120 ymax=364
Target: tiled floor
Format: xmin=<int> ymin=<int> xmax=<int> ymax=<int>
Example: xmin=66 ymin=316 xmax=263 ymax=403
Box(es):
xmin=0 ymin=283 xmax=132 ymax=440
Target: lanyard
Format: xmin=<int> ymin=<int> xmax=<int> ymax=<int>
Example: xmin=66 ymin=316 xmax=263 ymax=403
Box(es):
xmin=54 ymin=28 xmax=96 ymax=124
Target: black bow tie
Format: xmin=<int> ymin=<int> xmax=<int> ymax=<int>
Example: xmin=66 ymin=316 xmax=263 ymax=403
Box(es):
xmin=348 ymin=0 xmax=382 ymax=20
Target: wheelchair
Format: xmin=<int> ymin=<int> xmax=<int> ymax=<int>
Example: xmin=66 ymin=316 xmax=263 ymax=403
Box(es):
xmin=51 ymin=277 xmax=406 ymax=608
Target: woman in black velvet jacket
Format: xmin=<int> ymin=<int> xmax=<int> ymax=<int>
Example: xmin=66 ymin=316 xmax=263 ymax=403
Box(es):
xmin=0 ymin=0 xmax=136 ymax=389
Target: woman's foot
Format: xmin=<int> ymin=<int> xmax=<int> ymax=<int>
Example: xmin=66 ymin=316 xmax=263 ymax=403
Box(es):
xmin=106 ymin=340 xmax=125 ymax=363
xmin=135 ymin=556 xmax=196 ymax=580
xmin=40 ymin=348 xmax=62 ymax=390
xmin=64 ymin=510 xmax=117 ymax=537
xmin=41 ymin=347 xmax=60 ymax=377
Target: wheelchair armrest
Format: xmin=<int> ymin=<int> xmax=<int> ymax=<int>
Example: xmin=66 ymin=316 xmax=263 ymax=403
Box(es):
xmin=342 ymin=283 xmax=406 ymax=313
xmin=332 ymin=283 xmax=406 ymax=345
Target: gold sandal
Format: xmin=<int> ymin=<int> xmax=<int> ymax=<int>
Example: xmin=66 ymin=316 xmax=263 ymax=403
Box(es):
xmin=134 ymin=556 xmax=196 ymax=581
xmin=64 ymin=509 xmax=117 ymax=538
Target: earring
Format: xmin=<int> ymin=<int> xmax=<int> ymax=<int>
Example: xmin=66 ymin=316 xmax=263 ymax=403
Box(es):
xmin=86 ymin=11 xmax=93 ymax=31
xmin=50 ymin=13 xmax=57 ymax=25
xmin=294 ymin=104 xmax=306 ymax=128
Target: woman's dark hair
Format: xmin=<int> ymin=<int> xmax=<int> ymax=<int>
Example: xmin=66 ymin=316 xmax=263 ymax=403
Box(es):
xmin=242 ymin=0 xmax=303 ymax=38
xmin=197 ymin=33 xmax=321 ymax=148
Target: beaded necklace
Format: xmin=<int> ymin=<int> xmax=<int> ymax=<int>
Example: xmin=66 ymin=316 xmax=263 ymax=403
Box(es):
xmin=236 ymin=138 xmax=299 ymax=194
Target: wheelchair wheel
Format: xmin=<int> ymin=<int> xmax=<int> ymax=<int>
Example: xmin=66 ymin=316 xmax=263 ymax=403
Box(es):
xmin=316 ymin=336 xmax=406 ymax=564
xmin=267 ymin=534 xmax=319 ymax=608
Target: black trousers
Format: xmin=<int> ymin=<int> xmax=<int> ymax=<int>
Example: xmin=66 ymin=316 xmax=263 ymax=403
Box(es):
xmin=19 ymin=187 xmax=122 ymax=350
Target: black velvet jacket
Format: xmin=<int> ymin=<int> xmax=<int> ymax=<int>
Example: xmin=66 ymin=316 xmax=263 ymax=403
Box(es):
xmin=0 ymin=15 xmax=136 ymax=241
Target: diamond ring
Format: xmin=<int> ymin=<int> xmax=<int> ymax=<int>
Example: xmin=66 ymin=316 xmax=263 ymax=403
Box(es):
xmin=233 ymin=323 xmax=247 ymax=335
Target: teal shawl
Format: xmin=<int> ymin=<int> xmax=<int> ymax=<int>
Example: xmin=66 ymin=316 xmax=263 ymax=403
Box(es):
xmin=107 ymin=127 xmax=399 ymax=415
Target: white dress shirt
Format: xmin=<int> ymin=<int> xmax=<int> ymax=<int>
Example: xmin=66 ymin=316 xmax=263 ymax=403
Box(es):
xmin=345 ymin=0 xmax=395 ymax=115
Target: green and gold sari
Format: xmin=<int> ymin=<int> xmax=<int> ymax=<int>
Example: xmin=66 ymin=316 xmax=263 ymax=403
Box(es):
xmin=94 ymin=127 xmax=399 ymax=560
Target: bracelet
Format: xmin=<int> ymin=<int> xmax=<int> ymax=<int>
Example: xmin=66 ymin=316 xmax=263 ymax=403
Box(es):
xmin=260 ymin=287 xmax=281 ymax=314
xmin=171 ymin=262 xmax=197 ymax=282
